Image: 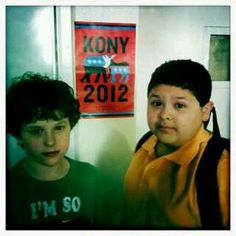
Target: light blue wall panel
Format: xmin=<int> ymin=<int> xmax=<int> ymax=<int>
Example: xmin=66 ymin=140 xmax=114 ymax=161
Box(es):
xmin=6 ymin=6 xmax=56 ymax=167
xmin=6 ymin=6 xmax=55 ymax=87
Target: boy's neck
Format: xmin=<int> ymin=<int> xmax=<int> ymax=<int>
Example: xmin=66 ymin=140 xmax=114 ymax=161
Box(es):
xmin=23 ymin=157 xmax=70 ymax=181
xmin=155 ymin=142 xmax=179 ymax=157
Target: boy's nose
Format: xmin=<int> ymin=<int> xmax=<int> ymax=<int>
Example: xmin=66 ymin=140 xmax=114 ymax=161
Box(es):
xmin=44 ymin=132 xmax=56 ymax=146
xmin=160 ymin=106 xmax=173 ymax=121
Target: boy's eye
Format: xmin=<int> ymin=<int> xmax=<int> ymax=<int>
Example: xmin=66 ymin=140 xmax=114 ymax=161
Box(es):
xmin=151 ymin=100 xmax=162 ymax=107
xmin=29 ymin=129 xmax=44 ymax=136
xmin=175 ymin=103 xmax=186 ymax=109
xmin=55 ymin=125 xmax=65 ymax=131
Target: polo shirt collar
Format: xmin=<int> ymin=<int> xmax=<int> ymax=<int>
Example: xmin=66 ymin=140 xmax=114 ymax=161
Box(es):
xmin=141 ymin=125 xmax=211 ymax=166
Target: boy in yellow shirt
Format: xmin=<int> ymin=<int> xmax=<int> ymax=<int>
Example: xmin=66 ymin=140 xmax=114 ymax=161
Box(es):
xmin=123 ymin=60 xmax=229 ymax=229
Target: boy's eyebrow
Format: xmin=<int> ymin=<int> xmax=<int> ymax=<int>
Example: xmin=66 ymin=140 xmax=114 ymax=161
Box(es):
xmin=148 ymin=94 xmax=160 ymax=98
xmin=149 ymin=93 xmax=189 ymax=100
xmin=174 ymin=96 xmax=188 ymax=100
xmin=25 ymin=119 xmax=68 ymax=128
xmin=24 ymin=125 xmax=43 ymax=130
xmin=56 ymin=120 xmax=68 ymax=125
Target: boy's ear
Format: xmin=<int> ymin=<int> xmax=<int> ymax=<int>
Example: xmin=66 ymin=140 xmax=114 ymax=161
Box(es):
xmin=202 ymin=101 xmax=214 ymax=122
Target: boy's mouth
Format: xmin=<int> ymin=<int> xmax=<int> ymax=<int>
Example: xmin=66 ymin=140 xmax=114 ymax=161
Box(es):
xmin=42 ymin=151 xmax=60 ymax=157
xmin=157 ymin=125 xmax=175 ymax=133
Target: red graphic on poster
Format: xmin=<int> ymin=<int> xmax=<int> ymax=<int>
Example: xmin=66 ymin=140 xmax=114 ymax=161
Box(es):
xmin=74 ymin=21 xmax=136 ymax=118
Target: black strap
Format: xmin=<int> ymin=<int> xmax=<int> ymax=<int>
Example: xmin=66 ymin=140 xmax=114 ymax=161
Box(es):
xmin=135 ymin=131 xmax=153 ymax=152
xmin=195 ymin=135 xmax=225 ymax=229
xmin=196 ymin=107 xmax=229 ymax=229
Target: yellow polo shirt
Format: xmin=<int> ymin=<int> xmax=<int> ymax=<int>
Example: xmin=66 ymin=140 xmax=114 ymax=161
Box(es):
xmin=124 ymin=126 xmax=229 ymax=229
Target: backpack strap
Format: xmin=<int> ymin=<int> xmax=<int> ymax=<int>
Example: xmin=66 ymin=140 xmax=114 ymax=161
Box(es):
xmin=135 ymin=131 xmax=153 ymax=152
xmin=196 ymin=106 xmax=230 ymax=229
xmin=195 ymin=136 xmax=229 ymax=229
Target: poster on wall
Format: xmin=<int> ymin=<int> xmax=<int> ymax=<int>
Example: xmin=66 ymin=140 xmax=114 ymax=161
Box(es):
xmin=74 ymin=21 xmax=136 ymax=118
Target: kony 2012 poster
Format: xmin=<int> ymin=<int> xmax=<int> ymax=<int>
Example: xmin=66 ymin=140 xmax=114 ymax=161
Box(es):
xmin=74 ymin=21 xmax=136 ymax=118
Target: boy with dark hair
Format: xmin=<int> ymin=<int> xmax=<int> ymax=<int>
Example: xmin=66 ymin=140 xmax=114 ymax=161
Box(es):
xmin=6 ymin=72 xmax=97 ymax=229
xmin=123 ymin=60 xmax=229 ymax=229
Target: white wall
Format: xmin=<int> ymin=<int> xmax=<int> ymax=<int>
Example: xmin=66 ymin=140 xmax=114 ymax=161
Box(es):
xmin=56 ymin=6 xmax=139 ymax=226
xmin=73 ymin=6 xmax=139 ymax=165
xmin=136 ymin=6 xmax=230 ymax=141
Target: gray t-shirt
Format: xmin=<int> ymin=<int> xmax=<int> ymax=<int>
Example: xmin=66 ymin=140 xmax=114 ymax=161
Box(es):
xmin=7 ymin=157 xmax=98 ymax=229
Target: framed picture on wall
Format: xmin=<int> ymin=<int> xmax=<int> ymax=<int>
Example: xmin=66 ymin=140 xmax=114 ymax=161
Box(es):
xmin=202 ymin=26 xmax=230 ymax=82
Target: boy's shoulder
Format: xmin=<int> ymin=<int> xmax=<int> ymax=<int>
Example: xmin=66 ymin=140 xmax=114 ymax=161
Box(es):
xmin=135 ymin=130 xmax=230 ymax=153
xmin=8 ymin=159 xmax=25 ymax=178
xmin=65 ymin=157 xmax=98 ymax=187
xmin=66 ymin=157 xmax=97 ymax=175
xmin=66 ymin=157 xmax=96 ymax=168
xmin=8 ymin=158 xmax=97 ymax=183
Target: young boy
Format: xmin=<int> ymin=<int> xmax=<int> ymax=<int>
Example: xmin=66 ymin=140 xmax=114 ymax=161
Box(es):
xmin=6 ymin=72 xmax=98 ymax=229
xmin=123 ymin=60 xmax=229 ymax=229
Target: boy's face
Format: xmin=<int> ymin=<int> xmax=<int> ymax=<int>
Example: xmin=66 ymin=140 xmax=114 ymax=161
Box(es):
xmin=18 ymin=118 xmax=71 ymax=167
xmin=147 ymin=85 xmax=213 ymax=147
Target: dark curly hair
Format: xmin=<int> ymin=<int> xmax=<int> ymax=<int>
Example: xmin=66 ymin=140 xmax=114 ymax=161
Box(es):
xmin=7 ymin=72 xmax=80 ymax=138
xmin=148 ymin=60 xmax=212 ymax=107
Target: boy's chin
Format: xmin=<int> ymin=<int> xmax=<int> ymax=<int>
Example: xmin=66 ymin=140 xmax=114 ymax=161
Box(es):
xmin=157 ymin=136 xmax=180 ymax=147
xmin=39 ymin=155 xmax=65 ymax=167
